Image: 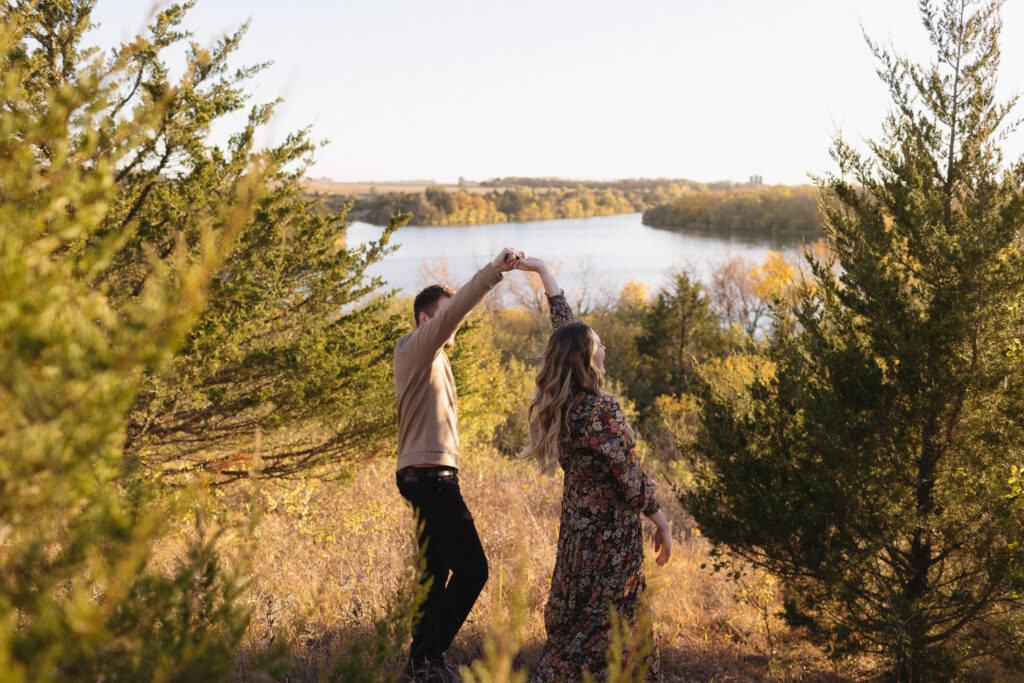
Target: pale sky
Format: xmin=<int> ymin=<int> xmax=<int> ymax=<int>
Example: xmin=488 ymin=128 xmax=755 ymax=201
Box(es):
xmin=86 ymin=0 xmax=1024 ymax=185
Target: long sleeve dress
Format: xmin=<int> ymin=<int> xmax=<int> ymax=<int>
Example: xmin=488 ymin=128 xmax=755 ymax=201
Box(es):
xmin=530 ymin=293 xmax=662 ymax=683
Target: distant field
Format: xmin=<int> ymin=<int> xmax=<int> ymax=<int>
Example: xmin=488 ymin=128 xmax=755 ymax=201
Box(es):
xmin=304 ymin=180 xmax=493 ymax=196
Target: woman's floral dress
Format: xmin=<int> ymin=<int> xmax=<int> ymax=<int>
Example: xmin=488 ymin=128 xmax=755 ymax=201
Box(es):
xmin=530 ymin=293 xmax=662 ymax=683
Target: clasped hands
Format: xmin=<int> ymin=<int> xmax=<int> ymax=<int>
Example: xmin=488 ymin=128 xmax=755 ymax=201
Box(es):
xmin=491 ymin=248 xmax=559 ymax=295
xmin=490 ymin=248 xmax=552 ymax=277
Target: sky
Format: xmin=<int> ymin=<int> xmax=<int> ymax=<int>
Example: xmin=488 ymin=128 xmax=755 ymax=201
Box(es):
xmin=86 ymin=0 xmax=1024 ymax=186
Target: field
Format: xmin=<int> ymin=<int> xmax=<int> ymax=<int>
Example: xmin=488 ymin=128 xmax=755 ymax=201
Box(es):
xmin=156 ymin=450 xmax=872 ymax=682
xmin=304 ymin=180 xmax=493 ymax=197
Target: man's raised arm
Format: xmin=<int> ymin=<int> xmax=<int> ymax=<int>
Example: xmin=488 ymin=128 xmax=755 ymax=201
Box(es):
xmin=405 ymin=248 xmax=522 ymax=360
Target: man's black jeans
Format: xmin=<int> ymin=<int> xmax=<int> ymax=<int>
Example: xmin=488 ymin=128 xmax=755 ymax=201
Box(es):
xmin=397 ymin=470 xmax=488 ymax=666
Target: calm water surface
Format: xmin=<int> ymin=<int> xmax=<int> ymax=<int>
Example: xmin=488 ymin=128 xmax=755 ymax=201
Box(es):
xmin=347 ymin=213 xmax=808 ymax=299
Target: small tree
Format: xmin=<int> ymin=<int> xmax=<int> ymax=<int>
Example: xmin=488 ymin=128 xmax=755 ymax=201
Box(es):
xmin=0 ymin=4 xmax=257 ymax=677
xmin=684 ymin=1 xmax=1024 ymax=680
xmin=633 ymin=270 xmax=727 ymax=412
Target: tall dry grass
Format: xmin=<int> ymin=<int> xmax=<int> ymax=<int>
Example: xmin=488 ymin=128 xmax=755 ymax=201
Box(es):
xmin=153 ymin=449 xmax=864 ymax=681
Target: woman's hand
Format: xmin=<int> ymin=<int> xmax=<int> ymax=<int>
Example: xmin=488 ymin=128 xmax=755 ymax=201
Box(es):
xmin=649 ymin=511 xmax=673 ymax=566
xmin=516 ymin=256 xmax=548 ymax=273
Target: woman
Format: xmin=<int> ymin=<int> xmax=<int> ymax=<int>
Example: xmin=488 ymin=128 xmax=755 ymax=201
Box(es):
xmin=517 ymin=257 xmax=672 ymax=682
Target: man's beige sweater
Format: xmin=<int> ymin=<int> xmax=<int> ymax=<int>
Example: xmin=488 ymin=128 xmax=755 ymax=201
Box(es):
xmin=394 ymin=264 xmax=503 ymax=471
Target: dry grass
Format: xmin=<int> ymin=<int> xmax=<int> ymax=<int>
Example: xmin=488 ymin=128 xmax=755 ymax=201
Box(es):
xmin=152 ymin=447 xmax=875 ymax=682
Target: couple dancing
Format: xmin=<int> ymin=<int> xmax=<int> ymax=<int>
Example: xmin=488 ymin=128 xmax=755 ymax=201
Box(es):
xmin=394 ymin=248 xmax=673 ymax=682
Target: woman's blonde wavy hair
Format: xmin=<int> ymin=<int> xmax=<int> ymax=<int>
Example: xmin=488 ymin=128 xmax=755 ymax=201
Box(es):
xmin=523 ymin=322 xmax=605 ymax=468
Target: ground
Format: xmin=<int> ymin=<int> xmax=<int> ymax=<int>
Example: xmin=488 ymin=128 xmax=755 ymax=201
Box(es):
xmin=155 ymin=448 xmax=882 ymax=681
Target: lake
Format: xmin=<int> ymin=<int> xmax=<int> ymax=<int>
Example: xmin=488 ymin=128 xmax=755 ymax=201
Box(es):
xmin=347 ymin=213 xmax=814 ymax=302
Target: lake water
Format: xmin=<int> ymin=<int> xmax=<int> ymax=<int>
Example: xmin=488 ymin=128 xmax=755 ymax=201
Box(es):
xmin=347 ymin=213 xmax=811 ymax=301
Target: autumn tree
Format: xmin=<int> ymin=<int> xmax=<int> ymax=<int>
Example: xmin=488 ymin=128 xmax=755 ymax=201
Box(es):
xmin=684 ymin=1 xmax=1024 ymax=679
xmin=707 ymin=252 xmax=797 ymax=338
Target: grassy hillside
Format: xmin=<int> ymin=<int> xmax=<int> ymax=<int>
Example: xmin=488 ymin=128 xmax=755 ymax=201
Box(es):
xmin=159 ymin=452 xmax=862 ymax=681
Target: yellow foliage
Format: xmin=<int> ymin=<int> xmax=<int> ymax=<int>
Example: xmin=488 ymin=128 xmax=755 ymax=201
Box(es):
xmin=750 ymin=251 xmax=796 ymax=301
xmin=451 ymin=314 xmax=530 ymax=454
xmin=652 ymin=393 xmax=699 ymax=445
xmin=733 ymin=570 xmax=782 ymax=663
xmin=701 ymin=353 xmax=776 ymax=406
xmin=618 ymin=279 xmax=651 ymax=308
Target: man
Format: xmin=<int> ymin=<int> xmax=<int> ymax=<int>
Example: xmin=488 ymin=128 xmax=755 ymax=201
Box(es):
xmin=394 ymin=247 xmax=523 ymax=682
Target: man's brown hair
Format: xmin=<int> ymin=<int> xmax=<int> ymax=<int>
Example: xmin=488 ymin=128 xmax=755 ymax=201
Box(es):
xmin=413 ymin=284 xmax=455 ymax=325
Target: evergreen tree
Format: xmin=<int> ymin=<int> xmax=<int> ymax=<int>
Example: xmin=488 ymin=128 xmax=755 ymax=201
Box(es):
xmin=0 ymin=4 xmax=260 ymax=677
xmin=9 ymin=0 xmax=403 ymax=484
xmin=684 ymin=1 xmax=1024 ymax=679
xmin=633 ymin=271 xmax=726 ymax=412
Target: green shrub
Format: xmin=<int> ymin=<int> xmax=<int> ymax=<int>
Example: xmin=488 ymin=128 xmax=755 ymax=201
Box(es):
xmin=0 ymin=4 xmax=261 ymax=679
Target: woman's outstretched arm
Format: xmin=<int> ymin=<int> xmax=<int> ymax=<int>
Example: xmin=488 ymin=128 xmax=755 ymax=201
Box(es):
xmin=517 ymin=256 xmax=561 ymax=296
xmin=517 ymin=257 xmax=573 ymax=329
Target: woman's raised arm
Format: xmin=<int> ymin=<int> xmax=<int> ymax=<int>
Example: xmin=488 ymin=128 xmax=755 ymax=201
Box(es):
xmin=517 ymin=257 xmax=573 ymax=329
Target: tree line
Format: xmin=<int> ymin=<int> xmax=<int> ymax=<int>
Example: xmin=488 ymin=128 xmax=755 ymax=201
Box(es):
xmin=478 ymin=176 xmax=709 ymax=191
xmin=313 ymin=180 xmax=825 ymax=237
xmin=641 ymin=184 xmax=822 ymax=236
xmin=316 ymin=182 xmax=685 ymax=226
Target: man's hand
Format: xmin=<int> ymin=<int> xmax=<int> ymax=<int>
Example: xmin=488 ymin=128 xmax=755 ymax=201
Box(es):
xmin=491 ymin=248 xmax=524 ymax=274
